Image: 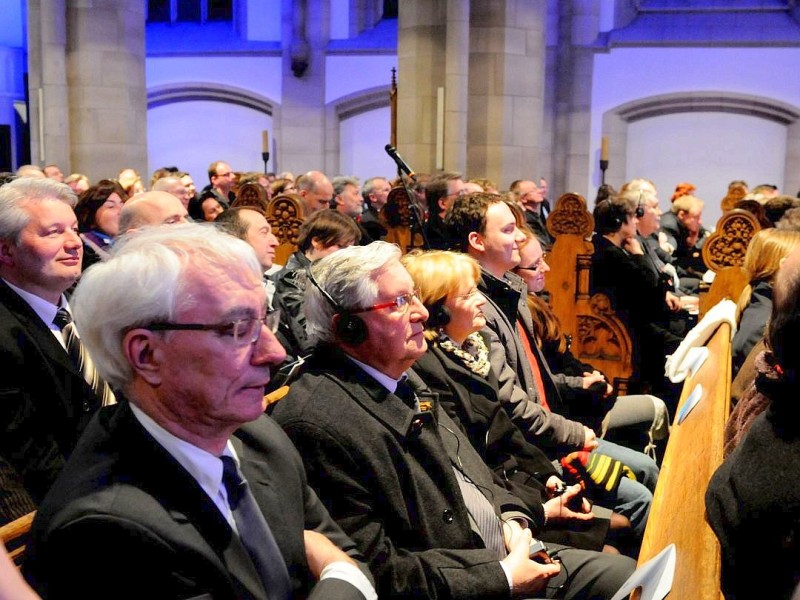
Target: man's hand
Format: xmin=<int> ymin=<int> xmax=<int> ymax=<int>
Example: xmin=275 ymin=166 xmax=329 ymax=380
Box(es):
xmin=658 ymin=232 xmax=674 ymax=254
xmin=303 ymin=530 xmax=357 ymax=580
xmin=500 ymin=528 xmax=561 ymax=597
xmin=582 ymin=426 xmax=598 ymax=451
xmin=665 ymin=291 xmax=681 ymax=312
xmin=543 ymin=484 xmax=594 ymax=524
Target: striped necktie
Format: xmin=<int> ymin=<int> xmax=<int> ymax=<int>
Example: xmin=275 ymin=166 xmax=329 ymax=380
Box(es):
xmin=53 ymin=308 xmax=116 ymax=407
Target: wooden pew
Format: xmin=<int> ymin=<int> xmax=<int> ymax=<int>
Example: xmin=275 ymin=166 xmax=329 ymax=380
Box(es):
xmin=633 ymin=322 xmax=732 ymax=600
xmin=544 ymin=193 xmax=634 ymax=395
xmin=265 ymin=193 xmax=305 ymax=267
xmin=698 ymin=209 xmax=760 ymax=317
xmin=0 ymin=510 xmax=35 ymax=567
xmin=232 ymin=181 xmax=269 ymax=212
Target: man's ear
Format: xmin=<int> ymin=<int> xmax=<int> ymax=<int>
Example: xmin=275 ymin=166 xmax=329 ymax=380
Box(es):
xmin=0 ymin=239 xmax=15 ymax=267
xmin=467 ymin=231 xmax=484 ymax=254
xmin=122 ymin=329 xmax=165 ymax=386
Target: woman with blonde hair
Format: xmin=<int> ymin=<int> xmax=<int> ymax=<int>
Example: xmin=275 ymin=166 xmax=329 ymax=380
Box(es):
xmin=732 ymin=228 xmax=800 ymax=374
xmin=403 ymin=249 xmax=637 ymax=554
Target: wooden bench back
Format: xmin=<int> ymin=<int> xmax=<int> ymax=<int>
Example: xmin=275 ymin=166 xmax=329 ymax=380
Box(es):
xmin=266 ymin=193 xmax=305 ymax=267
xmin=634 ymin=322 xmax=732 ymax=600
xmin=544 ymin=193 xmax=633 ymax=395
xmin=699 ymin=209 xmax=760 ymax=317
xmin=0 ymin=511 xmax=35 ymax=567
xmin=233 ymin=182 xmax=269 ymax=211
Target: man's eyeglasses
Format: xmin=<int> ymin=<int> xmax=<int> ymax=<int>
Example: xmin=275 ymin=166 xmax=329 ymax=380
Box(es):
xmin=352 ymin=289 xmax=421 ymax=315
xmin=517 ymin=254 xmax=548 ymax=272
xmin=145 ymin=309 xmax=281 ymax=346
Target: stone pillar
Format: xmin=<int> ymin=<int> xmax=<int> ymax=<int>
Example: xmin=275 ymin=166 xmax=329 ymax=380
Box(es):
xmin=278 ymin=0 xmax=330 ymax=175
xmin=550 ymin=0 xmax=601 ymax=197
xmin=63 ymin=0 xmax=147 ymax=181
xmin=396 ymin=0 xmax=446 ymax=171
xmin=467 ymin=0 xmax=547 ymax=189
xmin=27 ymin=0 xmax=70 ymax=170
xmin=443 ymin=0 xmax=469 ymax=173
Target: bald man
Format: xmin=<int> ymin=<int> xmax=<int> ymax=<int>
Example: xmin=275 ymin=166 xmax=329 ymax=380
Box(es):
xmin=152 ymin=176 xmax=190 ymax=208
xmin=296 ymin=171 xmax=334 ymax=216
xmin=119 ymin=191 xmax=189 ymax=234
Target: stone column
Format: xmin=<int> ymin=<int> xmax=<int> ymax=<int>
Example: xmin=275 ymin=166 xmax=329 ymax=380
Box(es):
xmin=467 ymin=0 xmax=547 ymax=189
xmin=278 ymin=0 xmax=330 ymax=175
xmin=63 ymin=0 xmax=147 ymax=181
xmin=550 ymin=0 xmax=601 ymax=198
xmin=396 ymin=0 xmax=446 ymax=171
xmin=443 ymin=0 xmax=469 ymax=173
xmin=26 ymin=0 xmax=70 ymax=170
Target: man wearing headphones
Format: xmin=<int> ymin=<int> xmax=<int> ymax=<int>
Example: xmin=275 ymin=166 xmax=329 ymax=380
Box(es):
xmin=271 ymin=241 xmax=635 ymax=599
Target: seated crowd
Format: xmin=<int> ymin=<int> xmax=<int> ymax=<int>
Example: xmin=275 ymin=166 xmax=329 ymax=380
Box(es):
xmin=1 ymin=163 xmax=799 ymax=599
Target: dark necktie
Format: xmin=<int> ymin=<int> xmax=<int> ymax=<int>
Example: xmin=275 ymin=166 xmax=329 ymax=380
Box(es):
xmin=394 ymin=379 xmax=417 ymax=409
xmin=221 ymin=456 xmax=292 ymax=600
xmin=53 ymin=308 xmax=116 ymax=406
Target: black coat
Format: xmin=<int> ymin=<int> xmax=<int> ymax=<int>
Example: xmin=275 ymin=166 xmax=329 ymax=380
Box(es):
xmin=25 ymin=401 xmax=368 ymax=600
xmin=412 ymin=340 xmax=610 ymax=551
xmin=0 ymin=281 xmax=102 ymax=520
xmin=271 ymin=346 xmax=530 ymax=599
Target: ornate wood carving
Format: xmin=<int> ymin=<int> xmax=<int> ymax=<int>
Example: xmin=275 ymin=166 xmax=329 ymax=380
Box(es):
xmin=702 ymin=209 xmax=760 ymax=272
xmin=266 ymin=193 xmax=305 ymax=266
xmin=233 ymin=182 xmax=268 ymax=211
xmin=547 ymin=192 xmax=594 ymax=239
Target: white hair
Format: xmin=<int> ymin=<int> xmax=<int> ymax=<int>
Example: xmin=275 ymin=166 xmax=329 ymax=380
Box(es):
xmin=0 ymin=178 xmax=77 ymax=244
xmin=71 ymin=223 xmax=262 ymax=389
xmin=305 ymin=241 xmax=402 ymax=345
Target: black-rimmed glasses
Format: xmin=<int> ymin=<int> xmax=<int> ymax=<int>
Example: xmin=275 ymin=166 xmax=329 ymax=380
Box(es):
xmin=145 ymin=309 xmax=281 ymax=346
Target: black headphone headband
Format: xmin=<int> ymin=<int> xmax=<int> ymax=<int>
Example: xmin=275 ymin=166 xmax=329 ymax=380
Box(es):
xmin=305 ymin=267 xmax=369 ymax=345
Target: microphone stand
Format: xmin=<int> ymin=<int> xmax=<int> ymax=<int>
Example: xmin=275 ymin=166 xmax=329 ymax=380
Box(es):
xmin=397 ymin=169 xmax=430 ymax=251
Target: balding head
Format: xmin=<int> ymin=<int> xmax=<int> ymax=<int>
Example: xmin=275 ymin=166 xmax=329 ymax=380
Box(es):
xmin=119 ymin=191 xmax=189 ymax=234
xmin=152 ymin=176 xmax=189 ymax=208
xmin=296 ymin=170 xmax=334 ymax=215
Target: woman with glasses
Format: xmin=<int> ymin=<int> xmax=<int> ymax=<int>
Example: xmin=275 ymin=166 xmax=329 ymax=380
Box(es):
xmin=403 ymin=249 xmax=641 ymax=555
xmin=515 ymin=228 xmax=669 ymax=461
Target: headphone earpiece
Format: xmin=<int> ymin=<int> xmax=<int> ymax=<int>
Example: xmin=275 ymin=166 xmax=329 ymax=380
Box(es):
xmin=335 ymin=312 xmax=369 ymax=346
xmin=426 ymin=298 xmax=451 ymax=330
xmin=306 ymin=267 xmax=370 ymax=345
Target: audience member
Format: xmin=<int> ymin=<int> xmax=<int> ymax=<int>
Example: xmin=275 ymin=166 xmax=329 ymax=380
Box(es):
xmin=269 ymin=177 xmax=297 ymax=197
xmin=15 ymin=165 xmax=45 ymax=179
xmin=271 ymin=241 xmax=636 ymax=599
xmin=510 ymin=179 xmax=554 ymax=250
xmin=764 ymin=194 xmax=800 ymax=225
xmin=707 ymin=244 xmax=800 ymax=600
xmin=360 ymin=176 xmax=390 ymax=241
xmin=117 ymin=168 xmax=145 ymax=197
xmin=778 ymin=207 xmax=800 ymax=231
xmin=445 ymin=193 xmax=656 ymax=538
xmin=23 ymin=223 xmax=375 ymax=599
xmin=732 ymin=228 xmax=800 ymax=376
xmin=152 ymin=175 xmax=190 ymax=208
xmin=272 ymin=210 xmax=361 ymax=359
xmin=118 ymin=190 xmax=189 ymax=234
xmin=180 ymin=172 xmax=197 ymax=205
xmin=64 ymin=173 xmax=89 ymax=195
xmin=423 ymin=171 xmax=465 ymax=250
xmin=296 ymin=170 xmax=334 ymax=216
xmin=670 ymin=182 xmax=696 ymax=203
xmin=660 ymin=194 xmax=709 ymax=280
xmin=74 ymin=179 xmax=127 ymax=269
xmin=0 ymin=178 xmax=113 ymax=524
xmin=148 ymin=166 xmax=178 ymax=189
xmin=751 ymin=183 xmax=779 ymax=200
xmin=199 ymin=161 xmax=236 ymax=208
xmin=42 ymin=165 xmax=64 ymax=183
xmin=470 ymin=177 xmax=498 ymax=194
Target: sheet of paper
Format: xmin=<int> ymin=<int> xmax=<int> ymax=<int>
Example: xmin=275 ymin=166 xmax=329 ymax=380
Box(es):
xmin=677 ymin=384 xmax=703 ymax=425
xmin=610 ymin=543 xmax=677 ymax=600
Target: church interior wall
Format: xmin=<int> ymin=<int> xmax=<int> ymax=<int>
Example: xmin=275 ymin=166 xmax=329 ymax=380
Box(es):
xmin=591 ymin=46 xmax=800 ymax=214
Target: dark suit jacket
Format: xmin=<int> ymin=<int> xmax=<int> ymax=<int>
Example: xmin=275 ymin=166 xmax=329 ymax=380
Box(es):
xmin=359 ymin=207 xmax=386 ymax=242
xmin=0 ymin=280 xmax=101 ymax=520
xmin=271 ymin=346 xmax=531 ymax=599
xmin=24 ymin=401 xmax=368 ymax=600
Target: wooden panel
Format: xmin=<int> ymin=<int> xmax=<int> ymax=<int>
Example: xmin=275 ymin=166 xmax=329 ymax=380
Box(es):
xmin=0 ymin=511 xmax=35 ymax=567
xmin=635 ymin=323 xmax=731 ymax=600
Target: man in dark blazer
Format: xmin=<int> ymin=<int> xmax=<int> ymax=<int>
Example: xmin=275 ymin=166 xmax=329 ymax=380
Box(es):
xmin=0 ymin=178 xmax=106 ymax=524
xmin=271 ymin=241 xmax=635 ymax=599
xmin=24 ymin=224 xmax=375 ymax=600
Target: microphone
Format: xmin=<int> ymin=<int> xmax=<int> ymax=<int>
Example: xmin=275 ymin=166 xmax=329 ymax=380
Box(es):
xmin=384 ymin=144 xmax=417 ymax=181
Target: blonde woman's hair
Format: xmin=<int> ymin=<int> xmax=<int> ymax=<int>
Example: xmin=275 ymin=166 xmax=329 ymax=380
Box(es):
xmin=735 ymin=228 xmax=800 ymax=321
xmin=671 ymin=194 xmax=703 ymax=215
xmin=401 ymin=250 xmax=481 ymax=339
